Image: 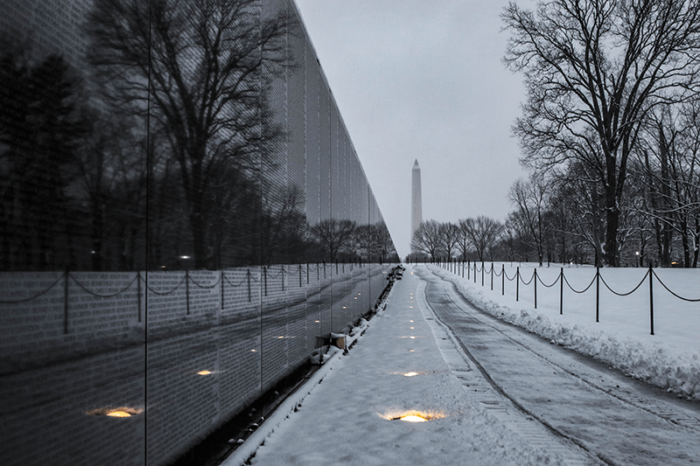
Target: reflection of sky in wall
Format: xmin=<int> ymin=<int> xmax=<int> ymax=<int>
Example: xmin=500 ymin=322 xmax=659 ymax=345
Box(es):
xmin=295 ymin=0 xmax=535 ymax=258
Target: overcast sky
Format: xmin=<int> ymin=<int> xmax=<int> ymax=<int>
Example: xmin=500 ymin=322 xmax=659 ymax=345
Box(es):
xmin=295 ymin=0 xmax=534 ymax=258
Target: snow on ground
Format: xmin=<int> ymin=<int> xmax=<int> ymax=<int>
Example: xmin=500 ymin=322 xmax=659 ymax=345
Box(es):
xmin=429 ymin=262 xmax=700 ymax=400
xmin=226 ymin=268 xmax=566 ymax=466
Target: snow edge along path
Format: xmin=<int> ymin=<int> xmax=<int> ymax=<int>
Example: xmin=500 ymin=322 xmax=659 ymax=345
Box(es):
xmin=221 ymin=279 xmax=397 ymax=466
xmin=427 ymin=265 xmax=700 ymax=401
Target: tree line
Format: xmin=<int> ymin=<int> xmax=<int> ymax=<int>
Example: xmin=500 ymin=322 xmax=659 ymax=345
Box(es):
xmin=410 ymin=217 xmax=503 ymax=263
xmin=413 ymin=1 xmax=700 ymax=267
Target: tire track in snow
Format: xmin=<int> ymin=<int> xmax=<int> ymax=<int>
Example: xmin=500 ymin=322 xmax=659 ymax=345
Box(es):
xmin=414 ymin=275 xmax=598 ymax=466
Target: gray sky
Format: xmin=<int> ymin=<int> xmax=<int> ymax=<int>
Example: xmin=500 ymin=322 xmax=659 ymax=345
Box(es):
xmin=295 ymin=0 xmax=533 ymax=258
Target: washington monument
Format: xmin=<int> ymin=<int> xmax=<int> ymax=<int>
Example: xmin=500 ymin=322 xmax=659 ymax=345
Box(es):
xmin=411 ymin=160 xmax=422 ymax=247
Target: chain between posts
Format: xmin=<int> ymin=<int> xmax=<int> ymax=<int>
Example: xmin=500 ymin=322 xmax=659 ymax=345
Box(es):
xmin=0 ymin=272 xmax=65 ymax=304
xmin=652 ymin=269 xmax=700 ymax=301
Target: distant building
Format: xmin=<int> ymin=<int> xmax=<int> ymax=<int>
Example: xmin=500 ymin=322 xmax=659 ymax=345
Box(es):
xmin=411 ymin=159 xmax=422 ymax=249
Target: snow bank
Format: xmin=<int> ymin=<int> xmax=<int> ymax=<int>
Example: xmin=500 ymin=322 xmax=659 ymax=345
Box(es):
xmin=428 ymin=265 xmax=700 ymax=400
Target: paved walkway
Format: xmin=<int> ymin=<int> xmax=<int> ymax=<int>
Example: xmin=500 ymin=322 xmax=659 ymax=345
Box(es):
xmin=235 ymin=266 xmax=573 ymax=466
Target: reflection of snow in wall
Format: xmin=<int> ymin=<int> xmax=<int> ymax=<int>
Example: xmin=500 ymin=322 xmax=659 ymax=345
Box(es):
xmin=411 ymin=159 xmax=423 ymax=249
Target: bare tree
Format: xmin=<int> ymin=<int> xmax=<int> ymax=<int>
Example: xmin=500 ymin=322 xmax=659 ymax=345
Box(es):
xmin=86 ymin=0 xmax=288 ymax=268
xmin=439 ymin=222 xmax=461 ymax=261
xmin=461 ymin=216 xmax=504 ymax=262
xmin=503 ymin=0 xmax=700 ymax=266
xmin=411 ymin=220 xmax=443 ymax=261
xmin=508 ymin=175 xmax=550 ymax=265
xmin=635 ymin=99 xmax=700 ymax=266
xmin=456 ymin=219 xmax=473 ymax=261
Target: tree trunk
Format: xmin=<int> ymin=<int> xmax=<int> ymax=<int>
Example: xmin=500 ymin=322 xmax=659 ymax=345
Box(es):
xmin=604 ymin=204 xmax=619 ymax=267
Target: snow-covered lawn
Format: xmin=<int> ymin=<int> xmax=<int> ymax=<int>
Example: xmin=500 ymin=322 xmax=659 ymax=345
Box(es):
xmin=430 ymin=262 xmax=700 ymax=400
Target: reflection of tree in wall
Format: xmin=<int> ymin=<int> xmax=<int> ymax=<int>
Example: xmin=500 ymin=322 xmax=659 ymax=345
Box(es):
xmin=86 ymin=0 xmax=288 ymax=269
xmin=354 ymin=221 xmax=394 ymax=262
xmin=311 ymin=219 xmax=356 ymax=263
xmin=0 ymin=45 xmax=89 ymax=270
xmin=260 ymin=183 xmax=313 ymax=265
xmin=373 ymin=221 xmax=395 ymax=262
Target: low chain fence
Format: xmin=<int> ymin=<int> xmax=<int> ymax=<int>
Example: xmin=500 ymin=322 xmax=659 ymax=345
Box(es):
xmin=0 ymin=263 xmax=383 ymax=336
xmin=435 ymin=259 xmax=700 ymax=336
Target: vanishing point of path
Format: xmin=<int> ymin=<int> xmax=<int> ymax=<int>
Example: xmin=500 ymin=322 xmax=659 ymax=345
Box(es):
xmin=416 ymin=265 xmax=700 ymax=465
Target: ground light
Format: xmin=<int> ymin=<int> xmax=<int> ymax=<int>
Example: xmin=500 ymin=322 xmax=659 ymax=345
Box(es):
xmin=87 ymin=407 xmax=144 ymax=418
xmin=197 ymin=370 xmax=212 ymax=376
xmin=381 ymin=410 xmax=445 ymax=423
xmin=403 ymin=372 xmax=420 ymax=377
xmin=399 ymin=415 xmax=427 ymax=423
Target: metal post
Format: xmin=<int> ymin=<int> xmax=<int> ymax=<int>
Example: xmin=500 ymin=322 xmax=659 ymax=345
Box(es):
xmin=138 ymin=271 xmax=142 ymax=321
xmin=559 ymin=267 xmax=563 ymax=315
xmin=220 ymin=270 xmax=224 ymax=310
xmin=481 ymin=261 xmax=484 ymax=286
xmin=649 ymin=264 xmax=654 ymax=335
xmin=467 ymin=260 xmax=470 ymax=280
xmin=299 ymin=264 xmax=303 ymax=287
xmin=534 ymin=269 xmax=537 ymax=309
xmin=516 ymin=266 xmax=520 ymax=301
xmin=264 ymin=266 xmax=267 ymax=297
xmin=247 ymin=269 xmax=251 ymax=302
xmin=501 ymin=264 xmax=505 ymax=295
xmin=64 ymin=268 xmax=70 ymax=334
xmin=490 ymin=263 xmax=494 ymax=290
xmin=186 ymin=270 xmax=190 ymax=315
xmin=307 ymin=263 xmax=309 ymax=284
xmin=595 ymin=267 xmax=600 ymax=323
